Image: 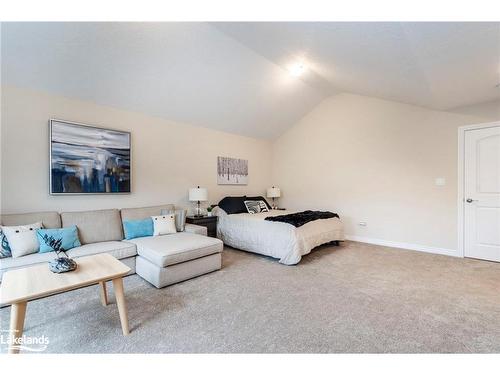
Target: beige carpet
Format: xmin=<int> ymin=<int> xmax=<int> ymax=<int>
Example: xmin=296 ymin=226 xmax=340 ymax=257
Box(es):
xmin=1 ymin=241 xmax=499 ymax=353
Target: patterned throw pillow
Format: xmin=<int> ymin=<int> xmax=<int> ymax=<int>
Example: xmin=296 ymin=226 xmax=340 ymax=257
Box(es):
xmin=36 ymin=226 xmax=82 ymax=253
xmin=0 ymin=228 xmax=12 ymax=258
xmin=244 ymin=200 xmax=270 ymax=214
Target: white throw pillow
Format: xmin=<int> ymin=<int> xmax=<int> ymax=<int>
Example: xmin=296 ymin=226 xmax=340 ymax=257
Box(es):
xmin=1 ymin=222 xmax=43 ymax=258
xmin=161 ymin=209 xmax=187 ymax=232
xmin=151 ymin=215 xmax=177 ymax=236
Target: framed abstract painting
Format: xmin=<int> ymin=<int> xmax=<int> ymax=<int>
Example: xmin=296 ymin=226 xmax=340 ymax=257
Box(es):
xmin=49 ymin=119 xmax=131 ymax=194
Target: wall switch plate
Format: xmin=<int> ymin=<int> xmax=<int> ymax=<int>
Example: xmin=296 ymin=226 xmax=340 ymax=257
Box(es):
xmin=358 ymin=222 xmax=367 ymax=226
xmin=435 ymin=177 xmax=446 ymax=186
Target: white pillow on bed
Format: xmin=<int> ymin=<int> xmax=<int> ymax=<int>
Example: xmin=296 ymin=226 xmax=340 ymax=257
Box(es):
xmin=244 ymin=200 xmax=269 ymax=214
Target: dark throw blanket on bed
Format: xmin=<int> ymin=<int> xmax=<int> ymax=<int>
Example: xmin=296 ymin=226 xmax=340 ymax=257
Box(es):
xmin=264 ymin=210 xmax=339 ymax=227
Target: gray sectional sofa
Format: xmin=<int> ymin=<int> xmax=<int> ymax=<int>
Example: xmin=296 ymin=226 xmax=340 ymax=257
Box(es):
xmin=0 ymin=204 xmax=223 ymax=288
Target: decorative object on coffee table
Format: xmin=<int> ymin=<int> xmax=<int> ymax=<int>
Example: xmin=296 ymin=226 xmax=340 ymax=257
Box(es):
xmin=48 ymin=257 xmax=77 ymax=273
xmin=41 ymin=234 xmax=78 ymax=273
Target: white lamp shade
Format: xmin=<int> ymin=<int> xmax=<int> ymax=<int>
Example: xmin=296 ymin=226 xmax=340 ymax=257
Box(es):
xmin=267 ymin=187 xmax=281 ymax=198
xmin=189 ymin=187 xmax=208 ymax=201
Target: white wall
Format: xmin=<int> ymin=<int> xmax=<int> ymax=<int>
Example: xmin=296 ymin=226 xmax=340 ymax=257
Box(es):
xmin=272 ymin=93 xmax=486 ymax=253
xmin=449 ymin=99 xmax=500 ymax=122
xmin=2 ymin=85 xmax=496 ymax=256
xmin=0 ymin=86 xmax=272 ymax=214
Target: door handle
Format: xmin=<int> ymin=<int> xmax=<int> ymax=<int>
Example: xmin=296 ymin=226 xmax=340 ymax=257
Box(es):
xmin=466 ymin=198 xmax=477 ymax=203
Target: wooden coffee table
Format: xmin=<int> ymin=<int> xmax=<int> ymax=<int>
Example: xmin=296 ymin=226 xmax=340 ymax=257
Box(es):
xmin=0 ymin=253 xmax=131 ymax=354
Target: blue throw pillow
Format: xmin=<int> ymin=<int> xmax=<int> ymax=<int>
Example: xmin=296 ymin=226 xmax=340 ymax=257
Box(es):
xmin=123 ymin=218 xmax=154 ymax=240
xmin=37 ymin=226 xmax=81 ymax=253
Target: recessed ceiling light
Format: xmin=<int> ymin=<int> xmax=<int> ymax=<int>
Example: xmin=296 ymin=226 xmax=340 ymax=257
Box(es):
xmin=288 ymin=62 xmax=306 ymax=77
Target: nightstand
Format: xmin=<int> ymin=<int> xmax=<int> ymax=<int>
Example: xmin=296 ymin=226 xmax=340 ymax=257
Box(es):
xmin=186 ymin=216 xmax=218 ymax=238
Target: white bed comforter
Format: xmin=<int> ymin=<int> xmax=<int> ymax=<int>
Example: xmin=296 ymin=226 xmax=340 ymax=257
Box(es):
xmin=214 ymin=207 xmax=344 ymax=265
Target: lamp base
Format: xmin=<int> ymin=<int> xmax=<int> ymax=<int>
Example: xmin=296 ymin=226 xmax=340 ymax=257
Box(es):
xmin=271 ymin=197 xmax=277 ymax=210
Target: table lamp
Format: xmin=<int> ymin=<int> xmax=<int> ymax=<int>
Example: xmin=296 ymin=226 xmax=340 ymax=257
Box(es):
xmin=266 ymin=186 xmax=281 ymax=209
xmin=189 ymin=186 xmax=208 ymax=217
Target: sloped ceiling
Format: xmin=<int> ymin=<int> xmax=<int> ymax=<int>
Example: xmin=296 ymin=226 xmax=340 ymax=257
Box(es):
xmin=214 ymin=22 xmax=500 ymax=110
xmin=1 ymin=22 xmax=325 ymax=139
xmin=2 ymin=22 xmax=499 ymax=139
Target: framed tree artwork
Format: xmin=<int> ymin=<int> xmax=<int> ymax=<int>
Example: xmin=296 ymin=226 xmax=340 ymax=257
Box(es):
xmin=217 ymin=156 xmax=248 ymax=185
xmin=49 ymin=119 xmax=131 ymax=194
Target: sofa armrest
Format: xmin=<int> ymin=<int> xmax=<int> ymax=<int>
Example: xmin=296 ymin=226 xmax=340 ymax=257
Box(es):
xmin=184 ymin=223 xmax=207 ymax=236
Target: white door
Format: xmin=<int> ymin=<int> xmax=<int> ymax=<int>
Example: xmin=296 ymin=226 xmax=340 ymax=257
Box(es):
xmin=464 ymin=125 xmax=500 ymax=262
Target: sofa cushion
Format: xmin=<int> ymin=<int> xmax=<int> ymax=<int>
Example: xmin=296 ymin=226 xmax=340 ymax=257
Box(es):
xmin=68 ymin=241 xmax=136 ymax=259
xmin=1 ymin=250 xmax=62 ymax=275
xmin=0 ymin=241 xmax=136 ymax=278
xmin=0 ymin=211 xmax=61 ymax=229
xmin=61 ymin=209 xmax=123 ymax=244
xmin=128 ymin=232 xmax=223 ymax=267
xmin=136 ymin=253 xmax=221 ymax=289
xmin=120 ymin=204 xmax=175 ymax=222
xmin=184 ymin=223 xmax=207 ymax=236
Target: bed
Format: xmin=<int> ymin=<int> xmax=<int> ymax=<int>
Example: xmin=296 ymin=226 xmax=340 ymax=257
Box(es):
xmin=213 ymin=200 xmax=344 ymax=265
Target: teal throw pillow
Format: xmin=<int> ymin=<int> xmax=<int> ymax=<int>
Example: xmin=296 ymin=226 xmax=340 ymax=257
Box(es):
xmin=37 ymin=226 xmax=81 ymax=253
xmin=123 ymin=218 xmax=154 ymax=240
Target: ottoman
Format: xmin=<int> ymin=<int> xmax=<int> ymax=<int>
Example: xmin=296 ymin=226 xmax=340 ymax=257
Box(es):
xmin=129 ymin=232 xmax=223 ymax=288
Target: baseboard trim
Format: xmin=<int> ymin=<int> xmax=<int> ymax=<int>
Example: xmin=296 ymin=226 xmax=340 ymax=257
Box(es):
xmin=344 ymin=235 xmax=460 ymax=257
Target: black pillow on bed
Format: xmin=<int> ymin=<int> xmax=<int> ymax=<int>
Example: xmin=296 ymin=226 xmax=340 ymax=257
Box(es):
xmin=218 ymin=196 xmax=272 ymax=215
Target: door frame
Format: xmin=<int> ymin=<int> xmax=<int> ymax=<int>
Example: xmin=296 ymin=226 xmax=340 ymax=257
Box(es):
xmin=457 ymin=121 xmax=500 ymax=258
